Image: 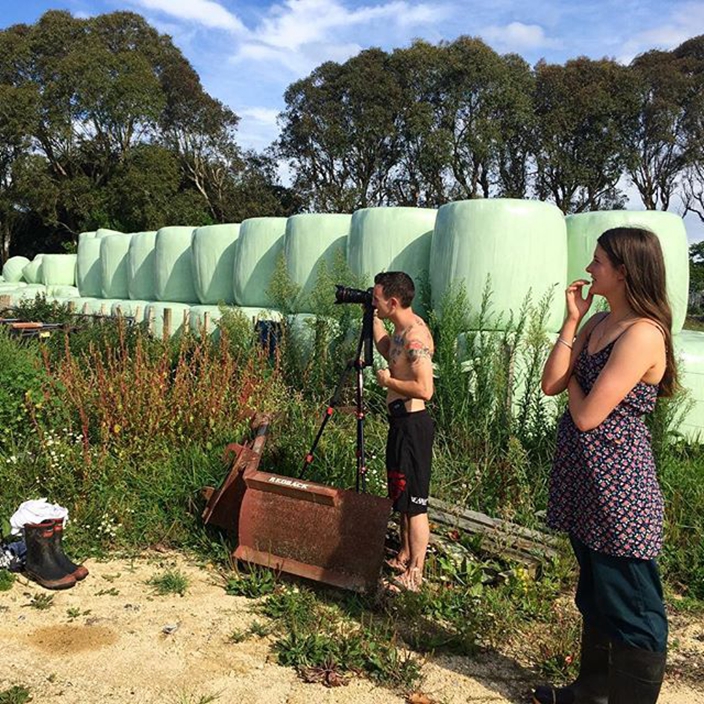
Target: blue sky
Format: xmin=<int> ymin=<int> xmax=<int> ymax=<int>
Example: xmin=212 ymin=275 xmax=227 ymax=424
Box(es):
xmin=4 ymin=0 xmax=704 ymax=240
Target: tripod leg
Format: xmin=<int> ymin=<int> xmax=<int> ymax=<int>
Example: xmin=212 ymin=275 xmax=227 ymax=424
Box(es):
xmin=356 ymin=362 xmax=367 ymax=493
xmin=300 ymin=359 xmax=354 ymax=478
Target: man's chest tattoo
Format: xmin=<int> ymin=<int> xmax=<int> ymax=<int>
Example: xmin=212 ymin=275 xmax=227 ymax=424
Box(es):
xmin=389 ymin=344 xmax=404 ymax=367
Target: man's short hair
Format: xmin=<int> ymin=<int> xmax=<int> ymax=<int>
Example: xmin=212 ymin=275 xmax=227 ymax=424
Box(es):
xmin=374 ymin=271 xmax=415 ymax=308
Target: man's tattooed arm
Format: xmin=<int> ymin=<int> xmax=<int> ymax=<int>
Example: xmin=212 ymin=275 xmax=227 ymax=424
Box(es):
xmin=406 ymin=338 xmax=433 ymax=364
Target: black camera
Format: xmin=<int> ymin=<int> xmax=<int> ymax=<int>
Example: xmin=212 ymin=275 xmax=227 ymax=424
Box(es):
xmin=335 ymin=285 xmax=373 ymax=306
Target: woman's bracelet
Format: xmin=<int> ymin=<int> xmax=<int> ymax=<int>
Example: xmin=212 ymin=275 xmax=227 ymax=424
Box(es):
xmin=556 ymin=337 xmax=573 ymax=350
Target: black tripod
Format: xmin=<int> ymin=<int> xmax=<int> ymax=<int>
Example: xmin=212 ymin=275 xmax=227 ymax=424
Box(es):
xmin=300 ymin=303 xmax=375 ymax=493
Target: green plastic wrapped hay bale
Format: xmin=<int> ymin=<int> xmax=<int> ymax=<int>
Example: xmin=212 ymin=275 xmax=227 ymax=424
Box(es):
xmin=78 ymin=231 xmax=96 ymax=244
xmin=284 ymin=213 xmax=351 ymax=313
xmin=96 ymin=228 xmax=124 ymax=238
xmin=48 ymin=296 xmax=83 ymax=309
xmin=2 ymin=256 xmax=30 ymax=283
xmin=46 ymin=285 xmax=79 ymax=298
xmin=431 ymin=199 xmax=567 ymax=331
xmin=66 ymin=297 xmax=98 ymax=314
xmin=566 ymin=211 xmax=689 ymax=334
xmin=281 ymin=313 xmax=342 ymax=365
xmin=100 ymin=234 xmax=134 ymax=298
xmin=0 ymin=282 xmax=27 ymax=291
xmin=22 ymin=255 xmax=44 ymax=284
xmin=155 ymin=227 xmax=197 ymax=303
xmin=457 ymin=329 xmax=560 ymax=417
xmin=189 ymin=304 xmax=226 ymax=337
xmin=233 ymin=217 xmax=288 ymax=307
xmin=145 ymin=302 xmax=191 ymax=338
xmin=41 ymin=254 xmax=77 ymax=286
xmin=8 ymin=285 xmax=47 ymax=304
xmin=672 ymin=331 xmax=704 ymax=440
xmin=82 ymin=299 xmax=115 ymax=316
xmin=348 ymin=207 xmax=435 ymax=316
xmin=128 ymin=232 xmax=158 ymax=301
xmin=236 ymin=306 xmax=283 ymax=323
xmin=192 ymin=224 xmax=240 ymax=305
xmin=77 ymin=238 xmax=102 ymax=297
xmin=111 ymin=300 xmax=152 ymax=321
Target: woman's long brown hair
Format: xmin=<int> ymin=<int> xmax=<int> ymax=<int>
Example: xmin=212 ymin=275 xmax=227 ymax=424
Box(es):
xmin=597 ymin=227 xmax=678 ymax=397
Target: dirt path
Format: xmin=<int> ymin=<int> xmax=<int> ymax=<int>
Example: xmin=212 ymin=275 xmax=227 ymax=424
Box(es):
xmin=1 ymin=552 xmax=702 ymax=704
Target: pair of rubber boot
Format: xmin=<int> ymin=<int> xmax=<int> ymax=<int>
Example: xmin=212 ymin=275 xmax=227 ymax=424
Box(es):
xmin=533 ymin=622 xmax=666 ymax=704
xmin=24 ymin=518 xmax=88 ymax=590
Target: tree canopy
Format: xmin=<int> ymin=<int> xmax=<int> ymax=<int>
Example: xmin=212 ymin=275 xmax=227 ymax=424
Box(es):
xmin=0 ymin=10 xmax=295 ymax=260
xmin=277 ymin=35 xmax=704 ymax=221
xmin=1 ymin=11 xmax=703 ymax=262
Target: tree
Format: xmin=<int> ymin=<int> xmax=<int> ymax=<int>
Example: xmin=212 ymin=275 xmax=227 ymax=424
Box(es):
xmin=491 ymin=52 xmax=535 ymax=198
xmin=389 ymin=40 xmax=453 ymax=206
xmin=675 ymin=36 xmax=704 ymax=223
xmin=0 ymin=83 xmax=37 ymax=261
xmin=626 ymin=49 xmax=696 ymax=211
xmin=388 ymin=39 xmax=534 ymax=205
xmin=532 ymin=57 xmax=640 ymax=213
xmin=689 ymin=241 xmax=704 ymax=294
xmin=441 ymin=37 xmax=507 ymax=198
xmin=0 ymin=9 xmax=285 ymax=255
xmin=278 ymin=48 xmax=404 ymax=211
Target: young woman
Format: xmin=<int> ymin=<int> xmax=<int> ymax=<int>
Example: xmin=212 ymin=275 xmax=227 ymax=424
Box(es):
xmin=535 ymin=227 xmax=677 ymax=704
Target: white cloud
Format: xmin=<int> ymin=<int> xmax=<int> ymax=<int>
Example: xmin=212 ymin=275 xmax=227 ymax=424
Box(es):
xmin=251 ymin=0 xmax=445 ymax=50
xmin=480 ymin=21 xmax=562 ymax=51
xmin=618 ymin=1 xmax=704 ymax=63
xmin=129 ymin=0 xmax=245 ymax=33
xmin=234 ymin=0 xmax=449 ymax=72
xmin=239 ymin=107 xmax=280 ymax=126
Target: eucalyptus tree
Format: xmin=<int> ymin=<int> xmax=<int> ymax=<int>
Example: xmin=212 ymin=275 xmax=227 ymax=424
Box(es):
xmin=278 ymin=48 xmax=404 ymax=211
xmin=0 ymin=81 xmax=37 ymax=261
xmin=675 ymin=36 xmax=704 ymax=223
xmin=626 ymin=49 xmax=694 ymax=210
xmin=440 ymin=36 xmax=518 ymax=199
xmin=0 ymin=9 xmax=258 ymax=252
xmin=491 ymin=52 xmax=535 ymax=198
xmin=532 ymin=57 xmax=640 ymax=213
xmin=389 ymin=40 xmax=453 ymax=206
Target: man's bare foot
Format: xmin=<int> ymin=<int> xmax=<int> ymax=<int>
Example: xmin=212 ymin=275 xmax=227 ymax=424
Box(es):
xmin=384 ymin=555 xmax=409 ymax=574
xmin=384 ymin=567 xmax=422 ymax=594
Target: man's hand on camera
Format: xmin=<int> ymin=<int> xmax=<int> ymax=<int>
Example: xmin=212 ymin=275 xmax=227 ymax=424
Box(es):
xmin=376 ymin=368 xmax=391 ymax=388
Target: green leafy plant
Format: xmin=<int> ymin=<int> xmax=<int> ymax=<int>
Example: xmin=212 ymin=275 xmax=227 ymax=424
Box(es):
xmin=24 ymin=593 xmax=54 ymax=610
xmin=4 ymin=293 xmax=75 ymax=326
xmin=147 ymin=569 xmax=189 ymax=596
xmin=0 ymin=685 xmax=31 ymax=704
xmin=0 ymin=329 xmax=46 ymax=448
xmin=0 ymin=571 xmax=15 ymax=591
xmin=225 ymin=565 xmax=278 ymax=598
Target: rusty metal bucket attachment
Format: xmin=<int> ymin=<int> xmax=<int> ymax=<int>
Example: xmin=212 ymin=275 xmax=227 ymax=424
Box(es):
xmin=203 ymin=416 xmax=391 ymax=592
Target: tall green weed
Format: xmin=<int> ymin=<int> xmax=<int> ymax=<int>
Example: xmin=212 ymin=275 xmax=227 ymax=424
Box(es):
xmin=0 ymin=328 xmax=46 ymax=448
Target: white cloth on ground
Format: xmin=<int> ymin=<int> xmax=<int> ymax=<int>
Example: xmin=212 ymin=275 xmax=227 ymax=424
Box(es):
xmin=10 ymin=499 xmax=69 ymax=535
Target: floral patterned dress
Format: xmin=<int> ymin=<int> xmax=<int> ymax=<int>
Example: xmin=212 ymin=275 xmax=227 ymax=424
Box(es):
xmin=546 ymin=336 xmax=664 ymax=560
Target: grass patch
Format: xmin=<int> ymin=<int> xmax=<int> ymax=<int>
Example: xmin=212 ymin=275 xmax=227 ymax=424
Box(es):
xmin=23 ymin=593 xmax=54 ymax=610
xmin=225 ymin=565 xmax=278 ymax=598
xmin=0 ymin=686 xmax=31 ymax=704
xmin=147 ymin=568 xmax=189 ymax=596
xmin=0 ymin=571 xmax=16 ymax=591
xmin=265 ymin=586 xmax=422 ymax=691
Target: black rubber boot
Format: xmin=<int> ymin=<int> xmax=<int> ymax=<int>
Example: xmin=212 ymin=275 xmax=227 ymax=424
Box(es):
xmin=533 ymin=622 xmax=609 ymax=704
xmin=24 ymin=520 xmax=76 ymax=590
xmin=608 ymin=640 xmax=666 ymax=704
xmin=49 ymin=519 xmax=89 ymax=581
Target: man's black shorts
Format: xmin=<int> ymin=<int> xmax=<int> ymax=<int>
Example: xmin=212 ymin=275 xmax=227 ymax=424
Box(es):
xmin=385 ymin=409 xmax=434 ymax=515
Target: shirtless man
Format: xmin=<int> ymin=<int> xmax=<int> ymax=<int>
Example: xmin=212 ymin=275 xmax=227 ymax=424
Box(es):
xmin=372 ymin=271 xmax=435 ymax=592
